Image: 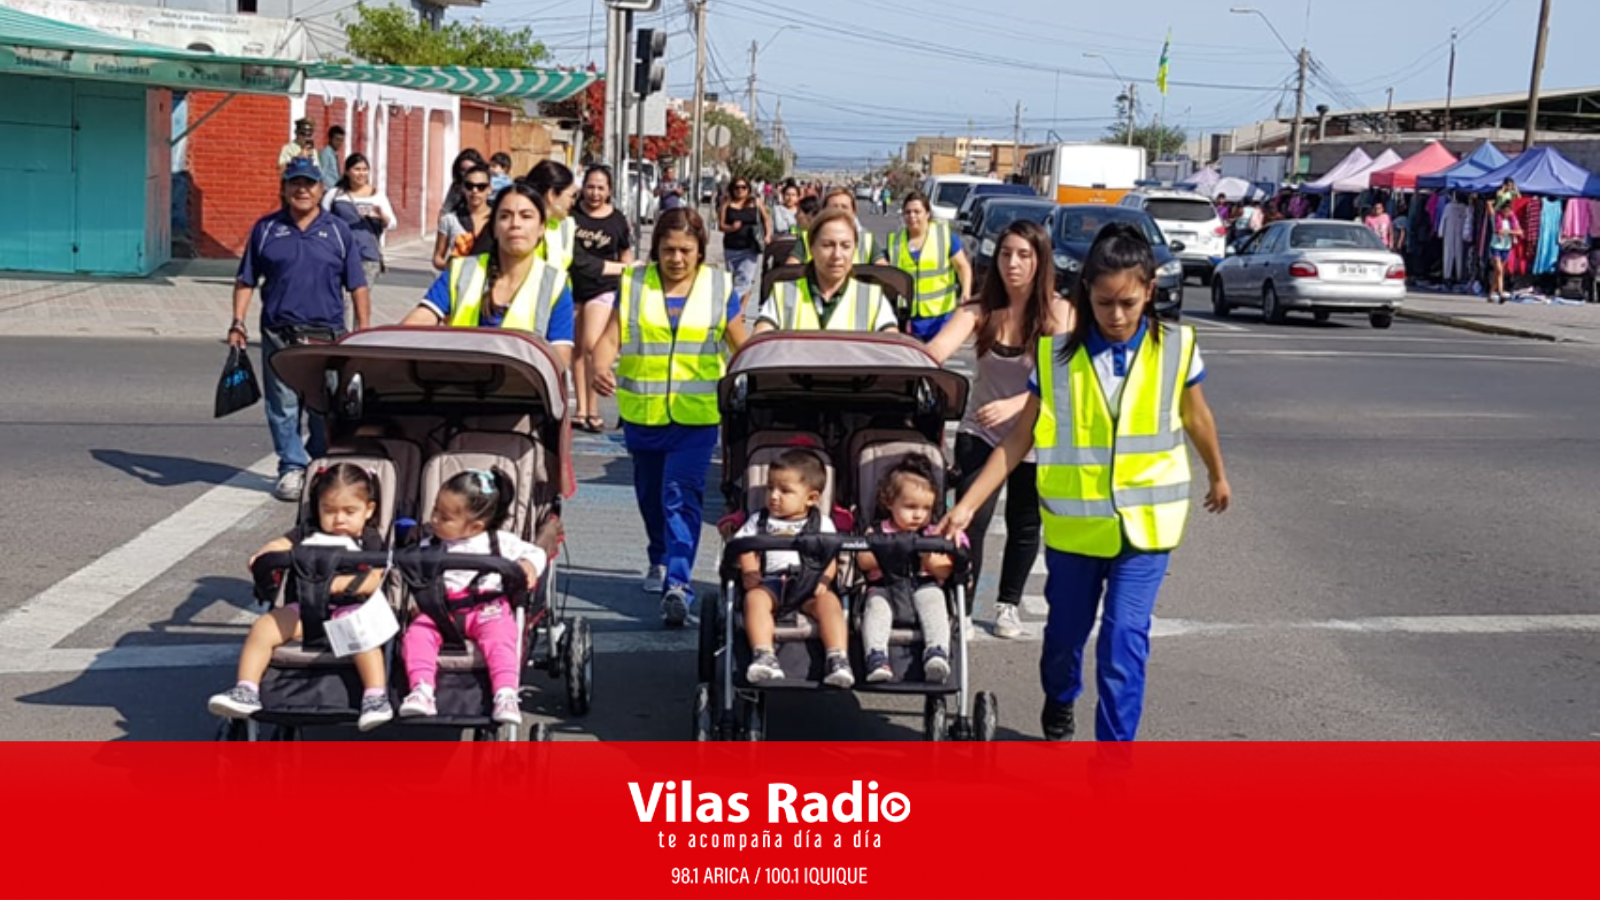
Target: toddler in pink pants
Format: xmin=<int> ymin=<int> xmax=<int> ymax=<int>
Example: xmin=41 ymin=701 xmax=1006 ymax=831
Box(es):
xmin=399 ymin=469 xmax=549 ymax=726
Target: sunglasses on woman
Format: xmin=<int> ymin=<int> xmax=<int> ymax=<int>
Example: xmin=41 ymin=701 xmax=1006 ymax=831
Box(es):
xmin=464 ymin=182 xmax=492 ymax=192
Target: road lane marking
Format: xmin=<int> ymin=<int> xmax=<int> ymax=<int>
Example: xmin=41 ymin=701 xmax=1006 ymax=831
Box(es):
xmin=1187 ymin=317 xmax=1249 ymax=333
xmin=12 ymin=613 xmax=1600 ymax=675
xmin=1207 ymin=349 xmax=1564 ymax=363
xmin=0 ymin=454 xmax=278 ymax=652
xmin=1199 ymin=333 xmax=1504 ymax=345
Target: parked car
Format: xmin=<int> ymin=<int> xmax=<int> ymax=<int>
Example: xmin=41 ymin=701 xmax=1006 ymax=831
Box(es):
xmin=620 ymin=166 xmax=660 ymax=224
xmin=1050 ymin=205 xmax=1185 ymax=319
xmin=922 ymin=174 xmax=999 ymax=223
xmin=1211 ymin=220 xmax=1405 ymax=328
xmin=1119 ymin=188 xmax=1228 ymax=285
xmin=956 ymin=182 xmax=1039 ymax=230
xmin=967 ymin=197 xmax=1059 ymax=283
xmin=853 ymin=183 xmax=874 ymax=202
xmin=699 ymin=176 xmax=717 ymax=204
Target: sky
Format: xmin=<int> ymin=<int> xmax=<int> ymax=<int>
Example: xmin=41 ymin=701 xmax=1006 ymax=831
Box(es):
xmin=466 ymin=0 xmax=1598 ymax=172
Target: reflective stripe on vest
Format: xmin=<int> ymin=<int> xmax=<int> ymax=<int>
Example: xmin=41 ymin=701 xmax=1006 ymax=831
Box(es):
xmin=447 ymin=254 xmax=562 ymax=334
xmin=538 ymin=217 xmax=576 ymax=272
xmin=888 ymin=222 xmax=958 ymax=320
xmin=772 ymin=277 xmax=886 ymax=332
xmin=1033 ymin=323 xmax=1196 ymax=558
xmin=615 ymin=264 xmax=731 ymax=426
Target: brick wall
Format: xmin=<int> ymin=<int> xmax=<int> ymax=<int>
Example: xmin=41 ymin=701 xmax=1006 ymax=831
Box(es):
xmin=186 ymin=91 xmax=290 ymax=258
xmin=387 ymin=108 xmax=426 ymax=238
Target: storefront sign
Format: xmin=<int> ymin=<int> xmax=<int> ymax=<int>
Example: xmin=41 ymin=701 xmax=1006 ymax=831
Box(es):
xmin=0 ymin=44 xmax=301 ymax=94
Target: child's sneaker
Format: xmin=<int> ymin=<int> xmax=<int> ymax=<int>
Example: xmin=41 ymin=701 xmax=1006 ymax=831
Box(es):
xmin=864 ymin=650 xmax=893 ymax=683
xmin=207 ymin=684 xmax=261 ymax=719
xmin=399 ymin=687 xmax=437 ymax=718
xmin=746 ymin=651 xmax=784 ymax=683
xmin=357 ymin=693 xmax=394 ymax=732
xmin=823 ymin=654 xmax=856 ymax=689
xmin=491 ymin=689 xmax=523 ymax=726
xmin=922 ymin=646 xmax=951 ymax=684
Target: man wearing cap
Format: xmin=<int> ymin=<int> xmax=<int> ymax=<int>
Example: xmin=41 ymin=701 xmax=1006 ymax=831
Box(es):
xmin=279 ymin=117 xmax=316 ymax=172
xmin=227 ymin=157 xmax=370 ymax=501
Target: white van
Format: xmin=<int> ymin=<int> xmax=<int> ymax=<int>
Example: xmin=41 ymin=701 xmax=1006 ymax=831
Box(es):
xmin=921 ymin=174 xmax=999 ymax=223
xmin=1119 ymin=189 xmax=1228 ymax=285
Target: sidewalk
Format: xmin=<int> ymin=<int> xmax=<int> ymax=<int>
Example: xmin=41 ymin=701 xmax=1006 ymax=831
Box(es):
xmin=1400 ymin=290 xmax=1600 ymax=344
xmin=0 ymin=240 xmax=438 ymax=340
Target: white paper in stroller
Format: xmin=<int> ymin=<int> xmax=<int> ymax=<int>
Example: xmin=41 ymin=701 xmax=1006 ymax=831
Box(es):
xmin=325 ymin=589 xmax=399 ymax=657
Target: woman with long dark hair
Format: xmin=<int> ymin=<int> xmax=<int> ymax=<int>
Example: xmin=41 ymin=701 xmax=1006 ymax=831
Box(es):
xmin=718 ymin=176 xmax=771 ymax=302
xmin=942 ymin=222 xmax=1231 ymax=742
xmin=590 ymin=207 xmax=749 ymax=625
xmin=432 ymin=163 xmax=493 ymax=271
xmin=323 ymin=152 xmax=397 ymax=287
xmin=926 ymin=220 xmax=1072 ymax=640
xmin=571 ymin=165 xmax=634 ymax=432
xmin=405 ymin=182 xmax=576 ymax=369
xmin=440 ymin=148 xmax=487 ymax=219
xmin=524 ymin=160 xmax=581 ymax=275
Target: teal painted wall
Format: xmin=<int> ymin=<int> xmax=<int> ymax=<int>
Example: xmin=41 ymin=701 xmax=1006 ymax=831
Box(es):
xmin=0 ymin=75 xmax=163 ymax=276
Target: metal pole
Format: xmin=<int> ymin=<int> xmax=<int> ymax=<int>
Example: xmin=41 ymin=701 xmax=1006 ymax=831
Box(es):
xmin=748 ymin=39 xmax=758 ymax=133
xmin=635 ymin=87 xmax=647 ymax=248
xmin=619 ymin=9 xmax=634 ymax=220
xmin=603 ymin=7 xmax=619 ymax=168
xmin=1126 ymin=82 xmax=1136 ymax=147
xmin=1443 ymin=28 xmax=1457 ymax=139
xmin=1523 ymin=0 xmax=1553 ymax=151
xmin=690 ymin=0 xmax=707 ymax=214
xmin=1013 ymin=99 xmax=1022 ymax=176
xmin=1384 ymin=87 xmax=1394 ymax=143
xmin=1291 ymin=46 xmax=1307 ymax=178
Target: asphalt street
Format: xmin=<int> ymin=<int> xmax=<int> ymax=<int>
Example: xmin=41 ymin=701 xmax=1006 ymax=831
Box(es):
xmin=2 ymin=211 xmax=1598 ymax=741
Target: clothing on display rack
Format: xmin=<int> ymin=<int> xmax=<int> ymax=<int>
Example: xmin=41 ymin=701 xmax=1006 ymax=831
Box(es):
xmin=1533 ymin=197 xmax=1562 ymax=276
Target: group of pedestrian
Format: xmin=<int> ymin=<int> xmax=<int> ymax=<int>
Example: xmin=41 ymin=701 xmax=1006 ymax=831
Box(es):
xmin=229 ymin=129 xmax=1232 ymax=739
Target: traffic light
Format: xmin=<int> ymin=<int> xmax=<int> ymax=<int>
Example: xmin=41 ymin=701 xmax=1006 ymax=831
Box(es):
xmin=634 ymin=28 xmax=666 ymax=97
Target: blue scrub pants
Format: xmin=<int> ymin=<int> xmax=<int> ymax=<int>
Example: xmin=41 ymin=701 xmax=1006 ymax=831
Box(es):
xmin=624 ymin=423 xmax=718 ymax=608
xmin=1041 ymin=547 xmax=1171 ymax=742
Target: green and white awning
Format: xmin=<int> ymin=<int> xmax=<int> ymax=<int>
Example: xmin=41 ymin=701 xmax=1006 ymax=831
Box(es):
xmin=0 ymin=5 xmax=302 ymax=94
xmin=305 ymin=63 xmax=597 ymax=102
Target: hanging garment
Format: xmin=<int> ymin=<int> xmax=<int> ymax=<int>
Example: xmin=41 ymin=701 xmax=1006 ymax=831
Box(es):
xmin=1533 ymin=197 xmax=1562 ymax=275
xmin=1441 ymin=201 xmax=1467 ymax=283
xmin=1586 ymin=199 xmax=1600 ymax=239
xmin=1561 ymin=197 xmax=1590 ymax=241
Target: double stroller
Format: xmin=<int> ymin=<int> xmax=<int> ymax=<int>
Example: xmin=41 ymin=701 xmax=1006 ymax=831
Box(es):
xmin=220 ymin=328 xmax=593 ymax=742
xmin=695 ymin=332 xmax=1000 ymax=741
xmin=1556 ymin=240 xmax=1596 ymax=302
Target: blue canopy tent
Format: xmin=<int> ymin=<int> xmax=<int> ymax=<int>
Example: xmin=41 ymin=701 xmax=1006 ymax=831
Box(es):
xmin=1455 ymin=147 xmax=1600 ymax=198
xmin=1415 ymin=141 xmax=1511 ymax=190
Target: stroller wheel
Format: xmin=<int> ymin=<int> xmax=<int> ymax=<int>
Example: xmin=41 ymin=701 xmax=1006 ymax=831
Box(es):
xmin=692 ymin=683 xmax=712 ymax=741
xmin=215 ymin=719 xmax=255 ymax=742
xmin=564 ymin=617 xmax=593 ymax=716
xmin=922 ymin=696 xmax=948 ymax=742
xmin=697 ymin=592 xmax=721 ymax=685
xmin=973 ymin=692 xmax=999 ymax=743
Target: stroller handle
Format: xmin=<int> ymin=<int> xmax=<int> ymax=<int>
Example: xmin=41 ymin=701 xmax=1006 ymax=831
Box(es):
xmin=723 ymin=533 xmax=966 ymax=562
xmin=249 ymin=546 xmax=532 ymax=605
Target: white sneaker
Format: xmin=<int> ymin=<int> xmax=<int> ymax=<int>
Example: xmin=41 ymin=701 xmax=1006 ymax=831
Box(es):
xmin=641 ymin=564 xmax=666 ymax=594
xmin=993 ymin=604 xmax=1027 ymax=640
xmin=399 ymin=687 xmax=437 ymax=718
xmin=491 ymin=689 xmax=523 ymax=726
xmin=272 ymin=468 xmax=305 ymax=503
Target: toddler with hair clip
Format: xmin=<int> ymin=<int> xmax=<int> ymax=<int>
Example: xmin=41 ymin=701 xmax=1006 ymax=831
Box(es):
xmin=857 ymin=456 xmax=959 ymax=684
xmin=399 ymin=469 xmax=560 ymax=727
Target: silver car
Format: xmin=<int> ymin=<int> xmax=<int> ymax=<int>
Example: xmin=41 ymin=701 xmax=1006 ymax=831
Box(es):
xmin=1211 ymin=220 xmax=1406 ymax=329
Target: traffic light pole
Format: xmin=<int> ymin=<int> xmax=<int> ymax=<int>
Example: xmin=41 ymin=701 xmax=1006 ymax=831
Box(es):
xmin=618 ymin=8 xmax=634 ymax=217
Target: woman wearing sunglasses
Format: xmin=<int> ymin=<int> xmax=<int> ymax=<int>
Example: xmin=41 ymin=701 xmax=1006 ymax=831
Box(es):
xmin=432 ymin=163 xmax=494 ymax=271
xmin=718 ymin=178 xmax=771 ymax=301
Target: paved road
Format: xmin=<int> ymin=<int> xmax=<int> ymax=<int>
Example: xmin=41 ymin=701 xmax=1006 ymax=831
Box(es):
xmin=3 ymin=230 xmax=1600 ymax=740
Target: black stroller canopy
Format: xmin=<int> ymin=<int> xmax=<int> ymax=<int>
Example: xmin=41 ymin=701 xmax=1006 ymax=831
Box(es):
xmin=721 ymin=332 xmax=969 ymax=420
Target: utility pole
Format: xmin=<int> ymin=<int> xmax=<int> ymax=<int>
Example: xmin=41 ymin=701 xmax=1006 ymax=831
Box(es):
xmin=1523 ymin=0 xmax=1553 ymax=151
xmin=1443 ymin=28 xmax=1457 ymax=138
xmin=1384 ymin=87 xmax=1395 ymax=143
xmin=748 ymin=39 xmax=758 ymax=133
xmin=603 ymin=7 xmax=621 ymax=168
xmin=1125 ymin=82 xmax=1137 ymax=147
xmin=618 ymin=9 xmax=634 ymax=185
xmin=689 ymin=0 xmax=706 ymax=212
xmin=1290 ymin=46 xmax=1307 ymax=178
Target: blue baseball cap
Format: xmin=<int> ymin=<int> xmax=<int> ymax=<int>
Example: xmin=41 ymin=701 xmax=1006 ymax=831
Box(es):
xmin=283 ymin=157 xmax=323 ymax=183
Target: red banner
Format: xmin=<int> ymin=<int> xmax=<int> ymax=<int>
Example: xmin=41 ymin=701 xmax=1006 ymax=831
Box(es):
xmin=4 ymin=742 xmax=1596 ymax=898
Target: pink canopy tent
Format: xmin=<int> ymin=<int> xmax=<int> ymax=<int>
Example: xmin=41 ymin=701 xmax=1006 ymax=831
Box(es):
xmin=1368 ymin=142 xmax=1459 ymax=191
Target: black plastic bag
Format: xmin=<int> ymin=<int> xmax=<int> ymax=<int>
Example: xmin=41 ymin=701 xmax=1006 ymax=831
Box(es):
xmin=214 ymin=345 xmax=262 ymax=418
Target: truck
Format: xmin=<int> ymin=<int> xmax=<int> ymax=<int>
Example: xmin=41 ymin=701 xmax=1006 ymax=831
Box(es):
xmin=1218 ymin=152 xmax=1288 ymax=186
xmin=1020 ymin=143 xmax=1147 ymax=206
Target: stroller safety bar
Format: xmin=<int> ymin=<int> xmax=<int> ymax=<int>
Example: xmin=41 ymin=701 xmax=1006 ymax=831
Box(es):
xmin=250 ymin=547 xmax=533 ymax=607
xmin=723 ymin=533 xmax=967 ymax=566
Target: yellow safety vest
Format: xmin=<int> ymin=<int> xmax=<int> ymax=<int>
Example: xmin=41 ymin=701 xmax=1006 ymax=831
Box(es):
xmin=887 ymin=223 xmax=959 ymax=320
xmin=538 ymin=216 xmax=576 ymax=273
xmin=1034 ymin=323 xmax=1197 ymax=558
xmin=796 ymin=227 xmax=875 ymax=265
xmin=446 ymin=254 xmax=564 ymax=334
xmin=616 ymin=264 xmax=731 ymax=427
xmin=769 ymin=277 xmax=892 ymax=332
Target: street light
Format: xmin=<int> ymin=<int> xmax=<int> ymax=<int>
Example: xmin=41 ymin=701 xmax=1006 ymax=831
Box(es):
xmin=750 ymin=25 xmax=800 ymax=132
xmin=1084 ymin=52 xmax=1135 ymax=148
xmin=1231 ymin=6 xmax=1309 ymax=179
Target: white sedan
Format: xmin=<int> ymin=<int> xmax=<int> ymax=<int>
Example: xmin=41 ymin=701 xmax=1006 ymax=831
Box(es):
xmin=1211 ymin=220 xmax=1406 ymax=329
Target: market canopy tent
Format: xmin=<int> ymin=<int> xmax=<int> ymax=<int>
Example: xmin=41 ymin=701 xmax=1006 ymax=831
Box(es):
xmin=0 ymin=4 xmax=302 ymax=94
xmin=1415 ymin=141 xmax=1511 ymax=190
xmin=1325 ymin=149 xmax=1402 ymax=194
xmin=306 ymin=63 xmax=596 ymax=102
xmin=1455 ymin=146 xmax=1600 ymax=199
xmin=1301 ymin=148 xmax=1374 ymax=195
xmin=1211 ymin=176 xmax=1271 ymax=201
xmin=1368 ymin=142 xmax=1458 ymax=191
xmin=1181 ymin=168 xmax=1221 ymax=195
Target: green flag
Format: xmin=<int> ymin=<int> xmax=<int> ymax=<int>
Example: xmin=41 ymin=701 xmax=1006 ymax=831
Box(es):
xmin=1157 ymin=31 xmax=1171 ymax=95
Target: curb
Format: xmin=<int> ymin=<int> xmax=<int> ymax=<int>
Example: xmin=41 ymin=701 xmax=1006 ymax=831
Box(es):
xmin=1397 ymin=308 xmax=1570 ymax=343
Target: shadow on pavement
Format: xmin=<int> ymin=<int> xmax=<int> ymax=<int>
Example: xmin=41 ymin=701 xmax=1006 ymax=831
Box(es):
xmin=90 ymin=449 xmax=268 ymax=490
